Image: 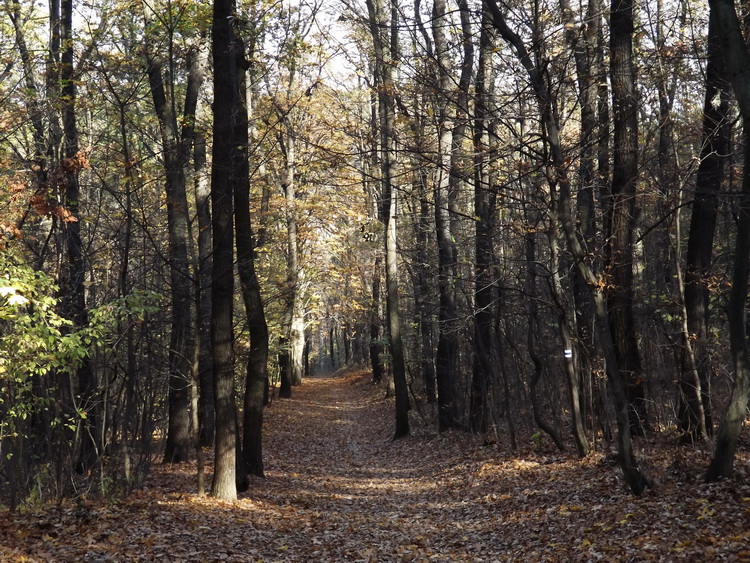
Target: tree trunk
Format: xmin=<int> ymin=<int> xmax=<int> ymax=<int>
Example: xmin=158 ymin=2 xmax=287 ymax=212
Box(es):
xmin=432 ymin=0 xmax=461 ymax=432
xmin=279 ymin=129 xmax=305 ymax=388
xmin=210 ymin=0 xmax=238 ymax=500
xmin=680 ymin=10 xmax=729 ymax=441
xmin=145 ymin=37 xmax=206 ymax=464
xmin=194 ymin=132 xmax=215 ymax=447
xmin=549 ymin=198 xmax=590 ymax=457
xmin=563 ymin=0 xmax=601 ymax=452
xmin=366 ymin=0 xmax=409 ymax=439
xmin=525 ymin=226 xmax=566 ymax=452
xmin=707 ymin=122 xmax=750 ymax=481
xmin=234 ymin=47 xmax=269 ymax=479
xmin=416 ymin=191 xmax=436 ymax=401
xmin=608 ymin=0 xmax=647 ymax=436
xmin=386 ymin=189 xmax=410 ymax=439
xmin=60 ymin=0 xmax=98 ymax=472
xmin=278 ymin=336 xmax=292 ymax=398
xmin=705 ymin=0 xmax=750 ymax=481
xmin=370 ymin=254 xmax=385 ymax=384
xmin=470 ymin=9 xmax=497 ymax=433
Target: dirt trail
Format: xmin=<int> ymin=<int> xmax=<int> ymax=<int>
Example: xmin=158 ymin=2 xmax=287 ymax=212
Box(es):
xmin=257 ymin=369 xmax=489 ymax=561
xmin=2 ymin=368 xmax=749 ymax=562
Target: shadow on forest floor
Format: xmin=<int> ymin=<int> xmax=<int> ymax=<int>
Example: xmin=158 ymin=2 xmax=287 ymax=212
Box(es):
xmin=2 ymin=368 xmax=750 ymax=561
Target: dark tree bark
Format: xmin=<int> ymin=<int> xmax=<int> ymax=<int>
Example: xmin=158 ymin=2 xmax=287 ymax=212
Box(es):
xmin=679 ymin=10 xmax=729 ymax=441
xmin=705 ymin=0 xmax=750 ymax=481
xmin=59 ymin=0 xmax=98 ymax=472
xmin=194 ymin=133 xmax=215 ymax=447
xmin=562 ymin=0 xmax=602 ymax=455
xmin=369 ymin=254 xmax=385 ymax=384
xmin=470 ymin=8 xmax=497 ymax=433
xmin=707 ymin=122 xmax=750 ymax=481
xmin=484 ymin=0 xmax=650 ymax=494
xmin=234 ymin=45 xmax=269 ymax=479
xmin=366 ymin=0 xmax=410 ymax=439
xmin=608 ymin=0 xmax=647 ymax=436
xmin=278 ymin=337 xmax=292 ymax=398
xmin=432 ymin=0 xmax=462 ymax=432
xmin=210 ymin=0 xmax=238 ymax=500
xmin=548 ymin=198 xmax=590 ymax=457
xmin=525 ymin=224 xmax=566 ymax=452
xmin=145 ymin=35 xmax=206 ymax=464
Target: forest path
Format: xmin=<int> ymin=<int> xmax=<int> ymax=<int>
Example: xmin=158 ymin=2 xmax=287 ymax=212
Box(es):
xmin=249 ymin=368 xmax=489 ymax=561
xmin=3 ymin=368 xmax=750 ymax=562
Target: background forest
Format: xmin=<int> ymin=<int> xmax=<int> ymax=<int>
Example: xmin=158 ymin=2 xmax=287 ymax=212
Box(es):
xmin=1 ymin=0 xmax=750 ymax=509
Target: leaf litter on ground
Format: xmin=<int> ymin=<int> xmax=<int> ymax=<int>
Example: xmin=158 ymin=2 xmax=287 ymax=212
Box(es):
xmin=1 ymin=368 xmax=749 ymax=562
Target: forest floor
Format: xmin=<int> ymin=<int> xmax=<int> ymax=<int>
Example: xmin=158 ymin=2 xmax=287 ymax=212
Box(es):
xmin=2 ymin=368 xmax=750 ymax=562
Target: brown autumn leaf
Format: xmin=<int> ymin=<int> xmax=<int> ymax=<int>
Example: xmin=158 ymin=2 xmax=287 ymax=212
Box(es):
xmin=53 ymin=205 xmax=78 ymax=223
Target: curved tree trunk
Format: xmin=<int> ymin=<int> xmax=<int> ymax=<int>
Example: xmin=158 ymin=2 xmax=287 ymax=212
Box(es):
xmin=525 ymin=226 xmax=566 ymax=452
xmin=234 ymin=49 xmax=269 ymax=479
xmin=548 ymin=202 xmax=590 ymax=457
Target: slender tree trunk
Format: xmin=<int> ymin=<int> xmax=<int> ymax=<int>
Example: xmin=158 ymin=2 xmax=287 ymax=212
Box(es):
xmin=525 ymin=224 xmax=566 ymax=452
xmin=411 ymin=0 xmax=436 ymax=404
xmin=234 ymin=48 xmax=269 ymax=479
xmin=278 ymin=337 xmax=292 ymax=398
xmin=370 ymin=254 xmax=385 ymax=384
xmin=386 ymin=189 xmax=410 ymax=438
xmin=280 ymin=131 xmax=305 ymax=388
xmin=366 ymin=0 xmax=409 ymax=438
xmin=210 ymin=0 xmax=238 ymax=500
xmin=146 ymin=39 xmax=206 ymax=463
xmin=549 ymin=197 xmax=590 ymax=456
xmin=563 ymin=0 xmax=601 ymax=450
xmin=680 ymin=10 xmax=729 ymax=441
xmin=194 ymin=133 xmax=215 ymax=447
xmin=707 ymin=122 xmax=750 ymax=481
xmin=115 ymin=100 xmax=137 ymax=487
xmin=416 ymin=182 xmax=436 ymax=401
xmin=56 ymin=0 xmax=98 ymax=473
xmin=608 ymin=0 xmax=647 ymax=436
xmin=432 ymin=0 xmax=461 ymax=431
xmin=364 ymin=68 xmax=386 ymax=386
xmin=705 ymin=0 xmax=750 ymax=481
xmin=470 ymin=9 xmax=497 ymax=433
